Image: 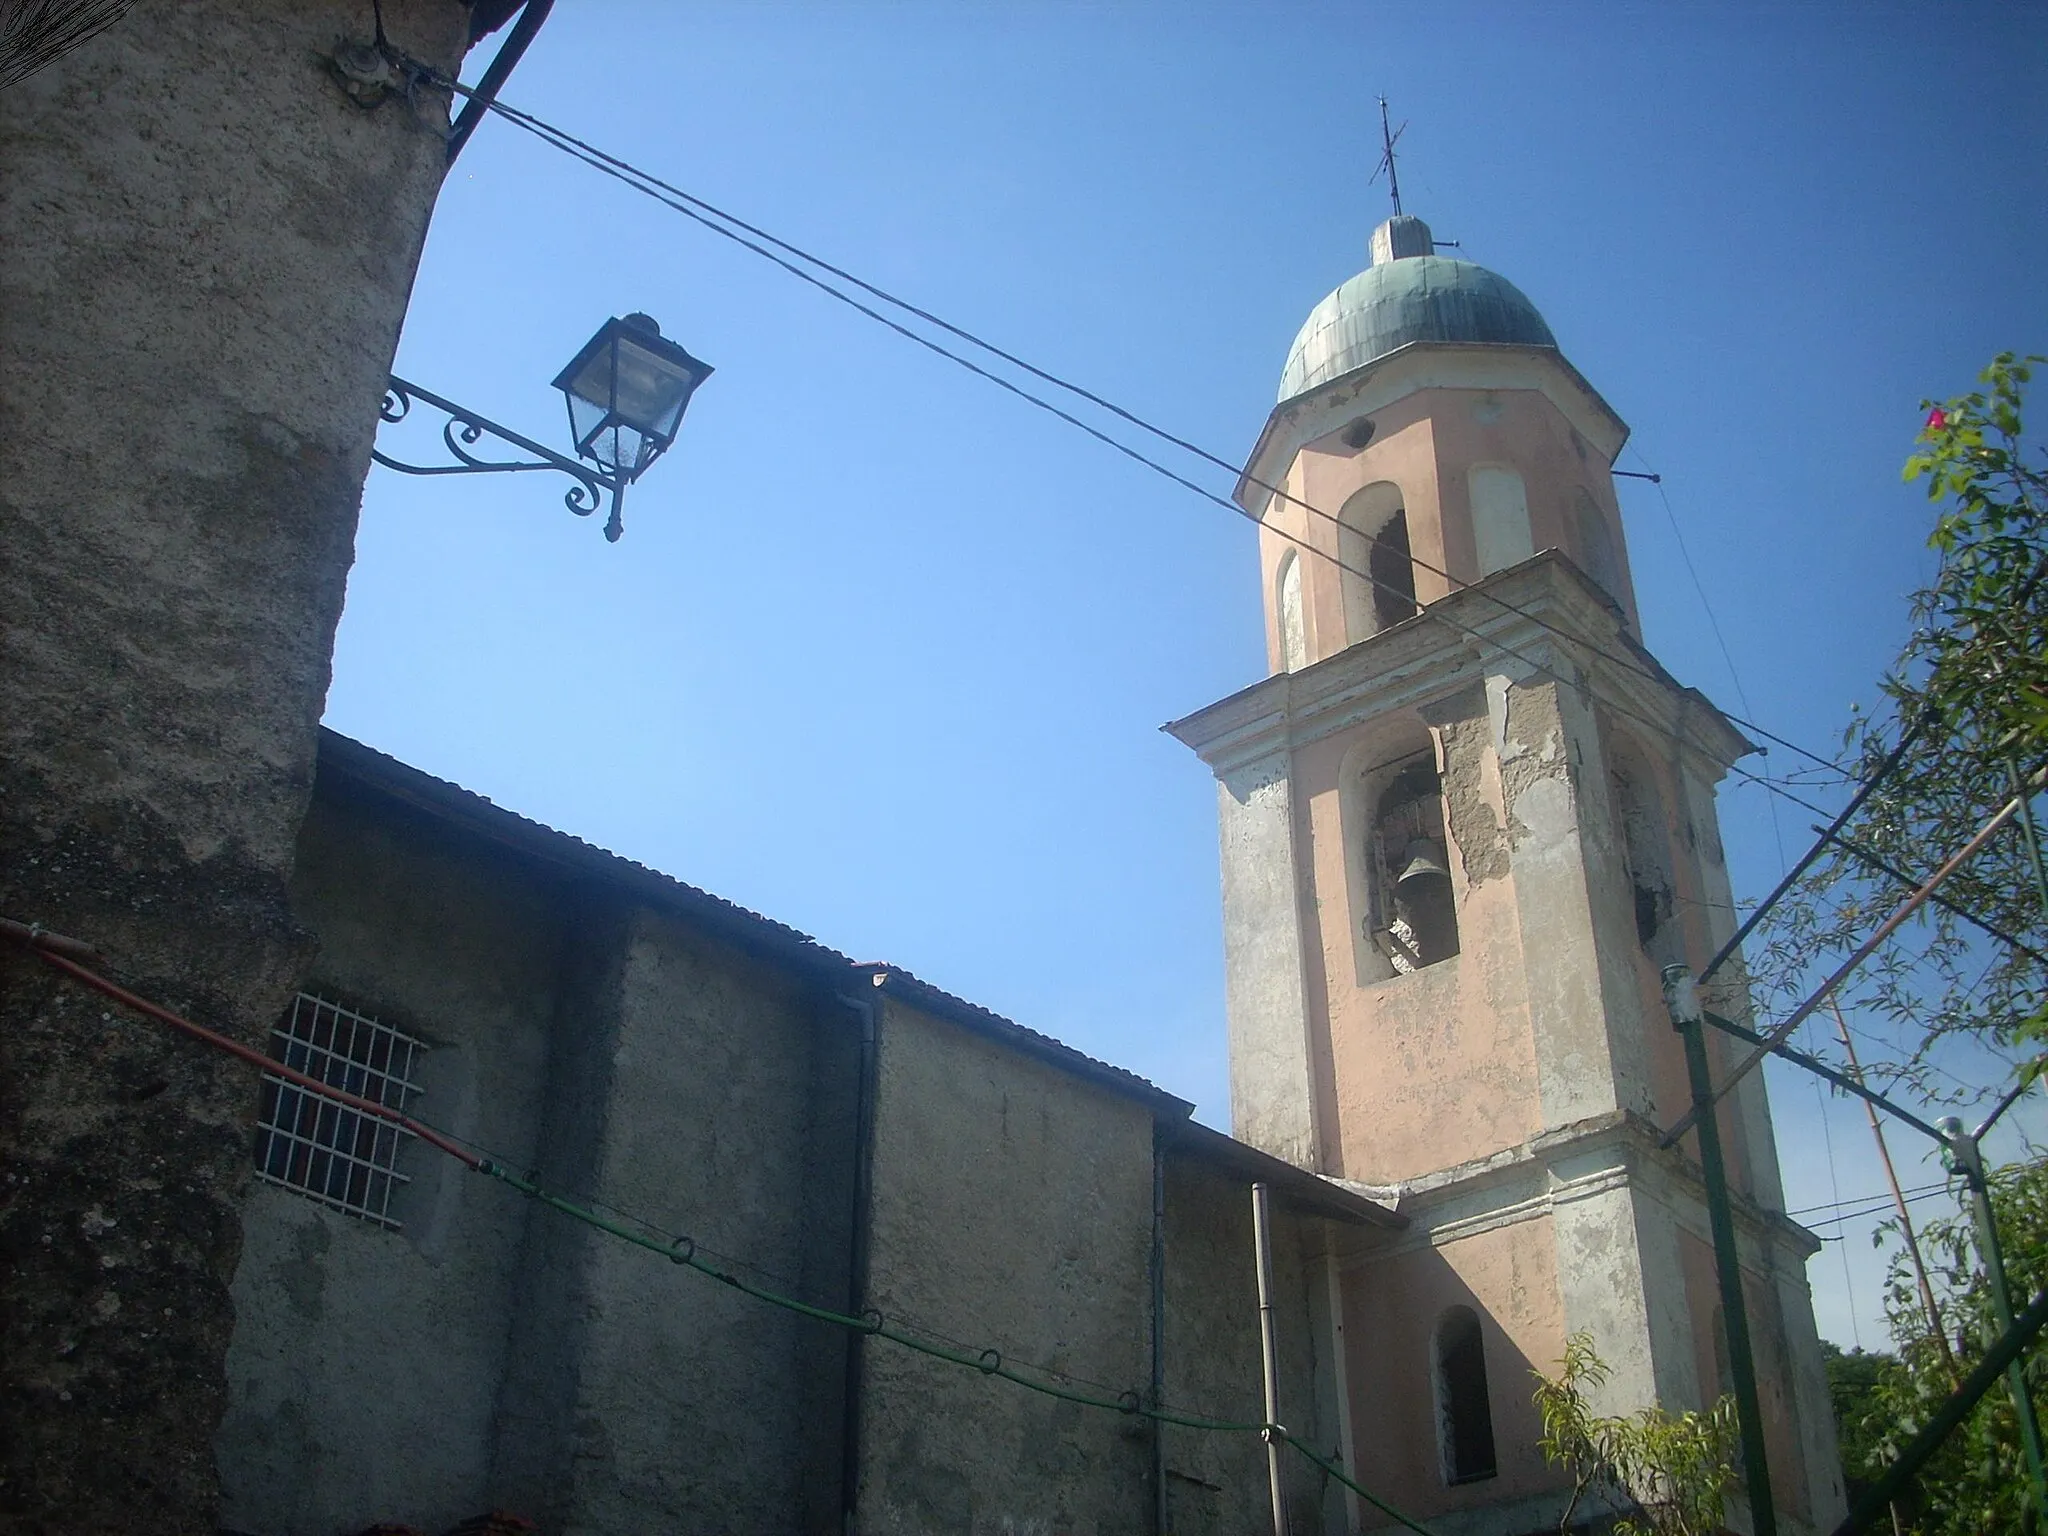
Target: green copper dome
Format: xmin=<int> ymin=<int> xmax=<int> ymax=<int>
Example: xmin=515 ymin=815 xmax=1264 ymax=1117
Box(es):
xmin=1278 ymin=215 xmax=1556 ymax=403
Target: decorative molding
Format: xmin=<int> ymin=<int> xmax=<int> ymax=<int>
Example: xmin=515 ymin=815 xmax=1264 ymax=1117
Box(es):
xmin=1342 ymin=1111 xmax=1822 ymax=1267
xmin=1165 ymin=553 xmax=1752 ymax=781
xmin=371 ymin=375 xmax=628 ymax=541
xmin=1237 ymin=341 xmax=1632 ymax=515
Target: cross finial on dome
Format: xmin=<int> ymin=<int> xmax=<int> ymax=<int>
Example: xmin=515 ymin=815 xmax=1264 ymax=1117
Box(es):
xmin=1372 ymin=97 xmax=1406 ymax=217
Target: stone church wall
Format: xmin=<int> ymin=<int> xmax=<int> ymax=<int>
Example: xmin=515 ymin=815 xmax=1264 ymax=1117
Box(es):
xmin=0 ymin=5 xmax=478 ymax=1528
xmin=857 ymin=997 xmax=1158 ymax=1535
xmin=220 ymin=766 xmax=854 ymax=1533
xmin=217 ymin=749 xmax=1375 ymax=1534
xmin=219 ymin=780 xmax=569 ymax=1535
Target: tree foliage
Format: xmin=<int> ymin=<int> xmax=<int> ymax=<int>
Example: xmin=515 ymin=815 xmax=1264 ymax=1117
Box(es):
xmin=1741 ymin=353 xmax=2048 ymax=1100
xmin=1533 ymin=1332 xmax=1738 ymax=1536
xmin=1836 ymin=1157 xmax=2048 ymax=1534
xmin=1823 ymin=1339 xmax=1912 ymax=1512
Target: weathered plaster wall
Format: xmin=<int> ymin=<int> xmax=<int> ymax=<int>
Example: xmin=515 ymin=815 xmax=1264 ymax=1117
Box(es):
xmin=1215 ymin=757 xmax=1321 ymax=1167
xmin=222 ymin=776 xmax=856 ymax=1534
xmin=219 ymin=787 xmax=566 ymax=1536
xmin=1298 ymin=712 xmax=1543 ymax=1184
xmin=1341 ymin=1216 xmax=1567 ymax=1532
xmin=1678 ymin=1221 xmax=1839 ymax=1531
xmin=1300 ymin=667 xmax=1661 ymax=1185
xmin=1159 ymin=1158 xmax=1348 ymax=1536
xmin=858 ymin=998 xmax=1155 ymax=1535
xmin=0 ymin=5 xmax=471 ymax=1529
xmin=513 ymin=908 xmax=834 ymax=1534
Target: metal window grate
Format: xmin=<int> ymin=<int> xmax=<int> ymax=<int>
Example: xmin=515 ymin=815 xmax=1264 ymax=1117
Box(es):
xmin=253 ymin=993 xmax=425 ymax=1229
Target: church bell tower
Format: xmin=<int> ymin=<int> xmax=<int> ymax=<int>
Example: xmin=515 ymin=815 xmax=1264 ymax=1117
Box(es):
xmin=1169 ymin=211 xmax=1846 ymax=1532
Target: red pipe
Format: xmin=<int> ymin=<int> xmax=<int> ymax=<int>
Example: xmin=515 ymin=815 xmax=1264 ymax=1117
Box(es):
xmin=7 ymin=926 xmax=481 ymax=1170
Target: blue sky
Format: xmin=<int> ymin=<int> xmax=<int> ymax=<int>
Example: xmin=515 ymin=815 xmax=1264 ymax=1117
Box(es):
xmin=334 ymin=2 xmax=2046 ymax=1348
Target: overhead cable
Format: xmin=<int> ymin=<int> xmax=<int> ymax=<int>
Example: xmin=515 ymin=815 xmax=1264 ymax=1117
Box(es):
xmin=406 ymin=60 xmax=1839 ymax=784
xmin=1666 ymin=767 xmax=2042 ymax=1149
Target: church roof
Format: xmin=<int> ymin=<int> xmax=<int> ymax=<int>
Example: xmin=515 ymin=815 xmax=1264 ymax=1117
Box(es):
xmin=1278 ymin=214 xmax=1556 ymax=402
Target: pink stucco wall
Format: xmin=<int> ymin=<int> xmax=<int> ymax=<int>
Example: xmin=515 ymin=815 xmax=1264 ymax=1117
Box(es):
xmin=1343 ymin=1218 xmax=1570 ymax=1527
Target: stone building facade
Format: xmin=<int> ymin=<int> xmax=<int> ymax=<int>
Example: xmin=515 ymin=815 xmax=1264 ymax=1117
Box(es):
xmin=217 ymin=733 xmax=1388 ymax=1535
xmin=0 ymin=5 xmax=516 ymax=1531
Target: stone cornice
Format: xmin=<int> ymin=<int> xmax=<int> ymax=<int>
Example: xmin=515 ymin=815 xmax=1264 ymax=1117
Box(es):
xmin=1342 ymin=1109 xmax=1822 ymax=1269
xmin=1163 ymin=553 xmax=1753 ymax=779
xmin=1237 ymin=341 xmax=1632 ymax=514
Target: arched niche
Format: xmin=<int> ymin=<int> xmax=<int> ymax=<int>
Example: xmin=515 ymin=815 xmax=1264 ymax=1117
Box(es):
xmin=1276 ymin=549 xmax=1306 ymax=673
xmin=1435 ymin=1305 xmax=1498 ymax=1485
xmin=1574 ymin=487 xmax=1623 ymax=602
xmin=1337 ymin=481 xmax=1415 ymax=644
xmin=1469 ymin=465 xmax=1534 ymax=577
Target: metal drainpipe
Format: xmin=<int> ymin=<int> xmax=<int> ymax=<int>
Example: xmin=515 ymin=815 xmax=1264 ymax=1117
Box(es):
xmin=1252 ymin=1181 xmax=1287 ymax=1536
xmin=836 ymin=985 xmax=882 ymax=1536
xmin=1150 ymin=1120 xmax=1168 ymax=1536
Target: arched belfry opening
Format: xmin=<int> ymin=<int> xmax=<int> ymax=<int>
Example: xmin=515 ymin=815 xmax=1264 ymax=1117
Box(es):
xmin=1339 ymin=482 xmax=1417 ymax=644
xmin=1435 ymin=1305 xmax=1498 ymax=1486
xmin=1608 ymin=741 xmax=1678 ymax=963
xmin=1371 ymin=511 xmax=1418 ymax=631
xmin=1369 ymin=758 xmax=1459 ymax=972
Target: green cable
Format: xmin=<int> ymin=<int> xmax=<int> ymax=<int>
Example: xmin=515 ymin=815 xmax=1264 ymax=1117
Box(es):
xmin=1280 ymin=1432 xmax=1437 ymax=1536
xmin=478 ymin=1159 xmax=1433 ymax=1527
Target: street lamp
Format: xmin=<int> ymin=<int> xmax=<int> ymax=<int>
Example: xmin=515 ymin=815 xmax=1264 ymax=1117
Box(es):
xmin=372 ymin=312 xmax=713 ymax=543
xmin=554 ymin=313 xmax=713 ymax=485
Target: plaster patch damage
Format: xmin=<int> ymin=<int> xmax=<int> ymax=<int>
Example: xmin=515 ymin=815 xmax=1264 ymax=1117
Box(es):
xmin=1429 ymin=675 xmax=1572 ymax=888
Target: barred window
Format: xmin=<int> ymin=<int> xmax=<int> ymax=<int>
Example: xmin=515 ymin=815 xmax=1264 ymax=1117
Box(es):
xmin=253 ymin=993 xmax=425 ymax=1228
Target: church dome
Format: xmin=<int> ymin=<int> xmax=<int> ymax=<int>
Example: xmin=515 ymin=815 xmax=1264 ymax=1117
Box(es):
xmin=1278 ymin=214 xmax=1556 ymax=403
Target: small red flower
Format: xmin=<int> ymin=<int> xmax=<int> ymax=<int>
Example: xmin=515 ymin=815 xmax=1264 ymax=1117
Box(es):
xmin=1925 ymin=407 xmax=1948 ymax=431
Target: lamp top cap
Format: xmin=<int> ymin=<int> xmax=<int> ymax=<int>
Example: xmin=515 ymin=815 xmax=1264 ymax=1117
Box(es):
xmin=621 ymin=312 xmax=661 ymax=336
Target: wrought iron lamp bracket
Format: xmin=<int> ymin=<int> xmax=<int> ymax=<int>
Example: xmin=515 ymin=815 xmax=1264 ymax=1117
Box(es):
xmin=373 ymin=375 xmax=629 ymax=541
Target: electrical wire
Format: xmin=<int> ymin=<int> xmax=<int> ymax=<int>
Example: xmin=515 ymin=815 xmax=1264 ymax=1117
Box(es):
xmin=1809 ymin=1048 xmax=1863 ymax=1344
xmin=401 ymin=61 xmax=1844 ymax=792
xmin=369 ymin=57 xmax=1988 ymax=1031
xmin=1798 ymin=1185 xmax=1957 ymax=1236
xmin=1785 ymin=1179 xmax=1947 ymax=1220
xmin=14 ymin=927 xmax=1441 ymax=1532
xmin=419 ymin=85 xmax=1835 ymax=826
xmin=417 ymin=67 xmax=2018 ymax=1220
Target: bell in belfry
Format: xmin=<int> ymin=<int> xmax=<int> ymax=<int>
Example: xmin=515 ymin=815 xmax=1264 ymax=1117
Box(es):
xmin=1395 ymin=837 xmax=1450 ymax=888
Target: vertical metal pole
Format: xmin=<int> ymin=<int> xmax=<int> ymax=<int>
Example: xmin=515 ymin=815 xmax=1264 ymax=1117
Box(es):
xmin=1940 ymin=1119 xmax=2048 ymax=1524
xmin=1252 ymin=1181 xmax=1288 ymax=1536
xmin=1828 ymin=998 xmax=1960 ymax=1384
xmin=1151 ymin=1123 xmax=1168 ymax=1536
xmin=1663 ymin=965 xmax=1777 ymax=1536
xmin=2007 ymin=756 xmax=2048 ymax=919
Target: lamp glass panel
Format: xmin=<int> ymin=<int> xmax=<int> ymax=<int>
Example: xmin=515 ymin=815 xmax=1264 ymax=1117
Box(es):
xmin=561 ymin=347 xmax=617 ymax=413
xmin=609 ymin=336 xmax=699 ymax=443
xmin=595 ymin=423 xmax=653 ymax=478
xmin=565 ymin=390 xmax=612 ymax=458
